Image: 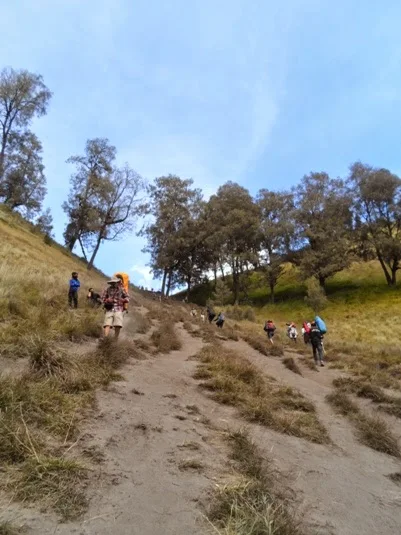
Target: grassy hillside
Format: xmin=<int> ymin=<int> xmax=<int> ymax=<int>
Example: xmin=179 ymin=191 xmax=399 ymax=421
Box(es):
xmin=0 ymin=207 xmax=145 ymax=521
xmin=187 ymin=261 xmax=401 ymax=388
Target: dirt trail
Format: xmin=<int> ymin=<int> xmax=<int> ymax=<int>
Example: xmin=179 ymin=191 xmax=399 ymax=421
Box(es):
xmin=223 ymin=339 xmax=401 ymax=535
xmin=5 ymin=323 xmax=238 ymax=535
xmin=3 ymin=317 xmax=401 ymax=535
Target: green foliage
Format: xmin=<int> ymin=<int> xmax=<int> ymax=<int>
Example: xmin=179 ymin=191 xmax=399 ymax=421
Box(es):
xmin=209 ymin=279 xmax=232 ymax=307
xmin=349 ymin=161 xmax=401 ymax=286
xmin=304 ymin=278 xmax=328 ymax=314
xmin=294 ymin=172 xmax=353 ymax=287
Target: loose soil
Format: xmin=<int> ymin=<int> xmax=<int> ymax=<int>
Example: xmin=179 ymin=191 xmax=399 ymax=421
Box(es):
xmin=1 ymin=312 xmax=401 ymax=535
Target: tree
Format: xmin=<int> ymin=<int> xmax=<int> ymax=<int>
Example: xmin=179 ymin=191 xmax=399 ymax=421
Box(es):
xmin=141 ymin=175 xmax=205 ymax=296
xmin=304 ymin=278 xmax=328 ymax=314
xmin=0 ymin=130 xmax=46 ymax=217
xmin=63 ymin=138 xmax=117 ymax=253
xmin=256 ymin=189 xmax=294 ymax=302
xmin=349 ymin=162 xmax=401 ymax=286
xmin=35 ymin=208 xmax=54 ymax=237
xmin=294 ymin=172 xmax=353 ymax=288
xmin=86 ymin=164 xmax=143 ymax=269
xmin=63 ymin=138 xmax=143 ymax=268
xmin=206 ymin=182 xmax=260 ymax=304
xmin=209 ymin=279 xmax=232 ymax=307
xmin=0 ymin=67 xmax=51 ymax=181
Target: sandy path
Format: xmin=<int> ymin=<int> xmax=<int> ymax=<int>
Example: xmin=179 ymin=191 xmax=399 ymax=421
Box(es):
xmin=3 ymin=318 xmax=401 ymax=535
xmin=223 ymin=339 xmax=401 ymax=535
xmin=5 ymin=325 xmax=237 ymax=535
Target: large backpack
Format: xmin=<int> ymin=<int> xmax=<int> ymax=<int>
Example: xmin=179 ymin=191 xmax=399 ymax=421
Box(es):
xmin=315 ymin=316 xmax=327 ymax=334
xmin=114 ymin=272 xmax=129 ymax=311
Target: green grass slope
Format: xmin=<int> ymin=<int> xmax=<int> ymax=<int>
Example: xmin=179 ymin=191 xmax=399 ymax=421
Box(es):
xmin=186 ymin=261 xmax=401 ymax=388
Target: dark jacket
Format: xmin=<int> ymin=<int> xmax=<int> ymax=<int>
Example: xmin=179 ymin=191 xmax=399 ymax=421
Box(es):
xmin=309 ymin=326 xmax=323 ymax=346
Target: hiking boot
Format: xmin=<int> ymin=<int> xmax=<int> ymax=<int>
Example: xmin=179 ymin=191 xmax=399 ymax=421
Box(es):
xmin=320 ymin=361 xmax=325 ymax=367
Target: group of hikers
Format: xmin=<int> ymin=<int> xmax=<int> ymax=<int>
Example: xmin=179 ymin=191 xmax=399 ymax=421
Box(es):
xmin=68 ymin=271 xmax=130 ymax=339
xmin=190 ymin=306 xmax=225 ymax=328
xmin=263 ymin=317 xmax=327 ymax=366
xmin=69 ymin=273 xmax=327 ymax=364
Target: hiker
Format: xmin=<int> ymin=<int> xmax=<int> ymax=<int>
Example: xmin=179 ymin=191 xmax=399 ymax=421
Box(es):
xmin=207 ymin=306 xmax=216 ymax=324
xmin=200 ymin=312 xmax=205 ymax=323
xmin=101 ymin=277 xmax=129 ymax=339
xmin=87 ymin=288 xmax=102 ymax=307
xmin=191 ymin=308 xmax=197 ymax=318
xmin=215 ymin=311 xmax=225 ymax=328
xmin=263 ymin=319 xmax=276 ymax=345
xmin=302 ymin=321 xmax=311 ymax=344
xmin=287 ymin=322 xmax=298 ymax=343
xmin=68 ymin=272 xmax=80 ymax=309
xmin=310 ymin=321 xmax=325 ymax=367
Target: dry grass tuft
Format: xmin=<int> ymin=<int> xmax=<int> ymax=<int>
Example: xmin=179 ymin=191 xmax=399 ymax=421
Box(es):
xmin=282 ymin=357 xmax=302 ymax=376
xmin=178 ymin=459 xmax=204 ymax=471
xmin=326 ymin=391 xmax=359 ymax=416
xmin=387 ymin=472 xmax=401 ymax=485
xmin=355 ymin=415 xmax=400 ymax=457
xmin=177 ymin=441 xmax=201 ymax=451
xmin=128 ymin=311 xmax=152 ymax=334
xmin=150 ymin=322 xmax=182 ymax=353
xmin=241 ymin=331 xmax=284 ymax=357
xmin=299 ymin=357 xmax=318 ymax=371
xmin=327 ymin=389 xmax=401 ymax=457
xmin=195 ymin=344 xmax=328 ymax=444
xmin=5 ymin=457 xmax=88 ymax=521
xmin=208 ymin=428 xmax=304 ymax=535
xmin=0 ymin=522 xmax=26 ymax=535
xmin=333 ymin=377 xmax=388 ymax=403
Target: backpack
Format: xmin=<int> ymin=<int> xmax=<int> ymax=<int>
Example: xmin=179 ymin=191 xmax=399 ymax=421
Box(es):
xmin=315 ymin=316 xmax=327 ymax=334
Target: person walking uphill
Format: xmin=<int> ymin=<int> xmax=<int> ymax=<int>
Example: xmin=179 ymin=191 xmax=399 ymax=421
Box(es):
xmin=310 ymin=321 xmax=324 ymax=367
xmin=102 ymin=277 xmax=129 ymax=339
xmin=68 ymin=272 xmax=80 ymax=309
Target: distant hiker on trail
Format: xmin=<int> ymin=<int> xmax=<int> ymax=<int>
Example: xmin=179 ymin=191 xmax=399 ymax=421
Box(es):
xmin=68 ymin=272 xmax=80 ymax=309
xmin=310 ymin=321 xmax=325 ymax=367
xmin=200 ymin=312 xmax=205 ymax=322
xmin=287 ymin=322 xmax=298 ymax=343
xmin=191 ymin=308 xmax=197 ymax=318
xmin=102 ymin=277 xmax=129 ymax=339
xmin=87 ymin=288 xmax=102 ymax=307
xmin=302 ymin=321 xmax=311 ymax=344
xmin=215 ymin=312 xmax=225 ymax=328
xmin=263 ymin=320 xmax=276 ymax=345
xmin=207 ymin=307 xmax=216 ymax=323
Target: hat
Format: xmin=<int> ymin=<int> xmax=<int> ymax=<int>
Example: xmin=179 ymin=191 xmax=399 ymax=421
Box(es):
xmin=107 ymin=278 xmax=121 ymax=284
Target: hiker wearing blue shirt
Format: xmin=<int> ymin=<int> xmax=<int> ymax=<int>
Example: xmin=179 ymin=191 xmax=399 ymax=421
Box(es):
xmin=68 ymin=271 xmax=80 ymax=309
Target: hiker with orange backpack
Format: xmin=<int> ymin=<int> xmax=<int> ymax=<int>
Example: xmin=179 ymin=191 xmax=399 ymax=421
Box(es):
xmin=102 ymin=277 xmax=129 ymax=339
xmin=114 ymin=272 xmax=129 ymax=313
xmin=263 ymin=319 xmax=276 ymax=345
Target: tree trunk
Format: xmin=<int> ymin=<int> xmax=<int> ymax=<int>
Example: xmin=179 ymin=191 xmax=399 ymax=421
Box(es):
xmin=166 ymin=269 xmax=172 ymax=296
xmin=78 ymin=236 xmax=88 ymax=263
xmin=269 ymin=280 xmax=275 ymax=304
xmin=213 ymin=264 xmax=217 ymax=289
xmin=161 ymin=267 xmax=168 ymax=296
xmin=67 ymin=235 xmax=77 ymax=252
xmin=219 ymin=262 xmax=225 ymax=281
xmin=186 ymin=276 xmax=191 ymax=301
xmin=391 ymin=265 xmax=398 ymax=286
xmin=232 ymin=270 xmax=239 ymax=305
xmin=376 ymin=251 xmax=392 ymax=286
xmin=87 ymin=232 xmax=103 ymax=270
xmin=318 ymin=274 xmax=326 ymax=289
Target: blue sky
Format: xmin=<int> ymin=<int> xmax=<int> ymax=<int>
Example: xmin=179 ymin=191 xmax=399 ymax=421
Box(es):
xmin=2 ymin=0 xmax=401 ymax=288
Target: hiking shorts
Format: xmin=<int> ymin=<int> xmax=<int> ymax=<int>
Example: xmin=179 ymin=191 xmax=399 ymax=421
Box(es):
xmin=104 ymin=310 xmax=124 ymax=328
